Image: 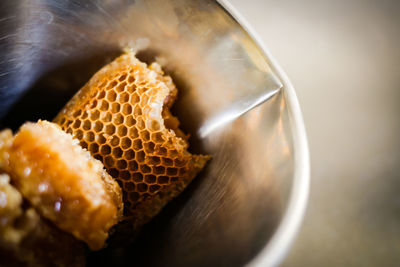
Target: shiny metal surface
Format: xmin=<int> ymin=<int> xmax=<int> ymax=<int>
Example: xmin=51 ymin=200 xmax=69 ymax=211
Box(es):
xmin=0 ymin=1 xmax=309 ymax=266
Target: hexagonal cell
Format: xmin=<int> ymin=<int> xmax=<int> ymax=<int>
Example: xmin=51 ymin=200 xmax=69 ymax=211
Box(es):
xmin=132 ymin=139 xmax=143 ymax=150
xmin=98 ymin=100 xmax=108 ymax=111
xmin=110 ymin=80 xmax=118 ymax=88
xmin=121 ymin=137 xmax=132 ymax=149
xmin=120 ymin=92 xmax=130 ymax=103
xmin=102 ymin=112 xmax=112 ymax=123
xmin=124 ymin=149 xmax=135 ymax=160
xmin=96 ymin=134 xmax=106 ymax=144
xmin=104 ymin=156 xmax=114 ymax=168
xmin=143 ymin=142 xmax=155 ymax=154
xmin=147 ymin=156 xmax=161 ymax=166
xmin=105 ymin=81 xmax=113 ymax=90
xmin=105 ymin=124 xmax=116 ymax=135
xmin=117 ymin=125 xmax=127 ymax=136
xmin=74 ymin=129 xmax=84 ymax=140
xmin=126 ymin=115 xmax=136 ymax=126
xmin=84 ymin=131 xmax=95 ymax=142
xmin=153 ymin=166 xmax=165 ymax=175
xmin=140 ymin=164 xmax=151 ymax=174
xmin=113 ymin=113 xmax=124 ymax=125
xmin=112 ymin=147 xmax=123 ymax=158
xmin=151 ymin=132 xmax=163 ymax=143
xmin=97 ymin=90 xmax=106 ymax=99
xmin=144 ymin=175 xmax=156 ymax=184
xmin=72 ymin=109 xmax=82 ymax=117
xmin=106 ymin=90 xmax=117 ymax=102
xmin=162 ymin=158 xmax=173 ymax=167
xmin=135 ymin=151 xmax=145 ymax=163
xmin=128 ymin=127 xmax=139 ymax=139
xmin=90 ymin=110 xmax=100 ymax=120
xmin=93 ymin=121 xmax=103 ymax=133
xmin=157 ymin=176 xmax=169 ymax=184
xmin=166 ymin=167 xmax=178 ymax=176
xmin=132 ymin=172 xmax=143 ymax=182
xmin=108 ymin=168 xmax=119 ymax=178
xmin=118 ymin=73 xmax=127 ymax=82
xmin=158 ymin=147 xmax=168 ymax=156
xmin=127 ymin=75 xmax=135 ymax=84
xmin=131 ymin=93 xmax=140 ymax=103
xmin=82 ymin=119 xmax=91 ymax=131
xmin=90 ymin=100 xmax=98 ymax=109
xmin=120 ymin=170 xmax=130 ymax=180
xmin=137 ymin=183 xmax=148 ymax=193
xmin=72 ymin=120 xmax=81 ymax=129
xmin=111 ymin=102 xmax=121 ymax=113
xmin=80 ymin=110 xmax=89 ymax=120
xmin=140 ymin=130 xmax=150 ymax=142
xmin=128 ymin=160 xmax=138 ymax=171
xmin=110 ymin=136 xmax=120 ymax=147
xmin=134 ymin=105 xmax=142 ymax=117
xmin=88 ymin=143 xmax=99 ymax=153
xmin=100 ymin=144 xmax=111 ymax=155
xmin=116 ymin=82 xmax=127 ymax=93
xmin=116 ymin=159 xmax=128 ymax=170
xmin=171 ymin=177 xmax=178 ymax=183
xmin=64 ymin=120 xmax=72 ymax=128
xmin=122 ymin=104 xmax=133 ymax=115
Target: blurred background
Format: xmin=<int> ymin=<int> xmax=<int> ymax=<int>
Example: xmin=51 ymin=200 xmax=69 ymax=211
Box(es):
xmin=228 ymin=0 xmax=400 ymax=266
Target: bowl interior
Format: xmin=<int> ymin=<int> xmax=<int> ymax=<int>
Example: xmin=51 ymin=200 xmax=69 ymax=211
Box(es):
xmin=0 ymin=0 xmax=298 ymax=266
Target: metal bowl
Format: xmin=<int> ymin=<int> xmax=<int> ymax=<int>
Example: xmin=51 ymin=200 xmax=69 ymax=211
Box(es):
xmin=0 ymin=0 xmax=310 ymax=266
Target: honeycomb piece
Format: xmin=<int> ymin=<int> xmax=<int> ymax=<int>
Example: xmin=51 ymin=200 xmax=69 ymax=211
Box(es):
xmin=0 ymin=129 xmax=12 ymax=170
xmin=3 ymin=121 xmax=123 ymax=250
xmin=0 ymin=173 xmax=85 ymax=267
xmin=54 ymin=52 xmax=210 ymax=228
xmin=0 ymin=173 xmax=31 ymax=245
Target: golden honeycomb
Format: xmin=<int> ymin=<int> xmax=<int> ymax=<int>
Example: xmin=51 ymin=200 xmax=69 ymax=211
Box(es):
xmin=0 ymin=129 xmax=12 ymax=170
xmin=2 ymin=121 xmax=123 ymax=250
xmin=0 ymin=173 xmax=85 ymax=267
xmin=54 ymin=52 xmax=210 ymax=228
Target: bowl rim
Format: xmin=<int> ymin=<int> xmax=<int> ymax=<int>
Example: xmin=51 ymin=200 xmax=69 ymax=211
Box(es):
xmin=216 ymin=1 xmax=311 ymax=266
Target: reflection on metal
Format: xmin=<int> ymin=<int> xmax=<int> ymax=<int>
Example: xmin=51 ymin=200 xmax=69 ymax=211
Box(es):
xmin=0 ymin=0 xmax=309 ymax=266
xmin=199 ymin=87 xmax=281 ymax=138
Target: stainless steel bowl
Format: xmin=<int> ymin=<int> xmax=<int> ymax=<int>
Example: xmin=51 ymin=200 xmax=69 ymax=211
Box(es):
xmin=0 ymin=0 xmax=310 ymax=266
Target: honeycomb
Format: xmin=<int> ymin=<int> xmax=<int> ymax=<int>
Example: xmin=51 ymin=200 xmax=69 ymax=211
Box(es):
xmin=54 ymin=52 xmax=210 ymax=228
xmin=0 ymin=173 xmax=85 ymax=267
xmin=2 ymin=121 xmax=123 ymax=250
xmin=0 ymin=173 xmax=33 ymax=246
xmin=0 ymin=129 xmax=12 ymax=170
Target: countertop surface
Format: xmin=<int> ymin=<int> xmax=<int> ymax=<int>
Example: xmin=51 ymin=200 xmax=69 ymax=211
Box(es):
xmin=228 ymin=0 xmax=400 ymax=266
